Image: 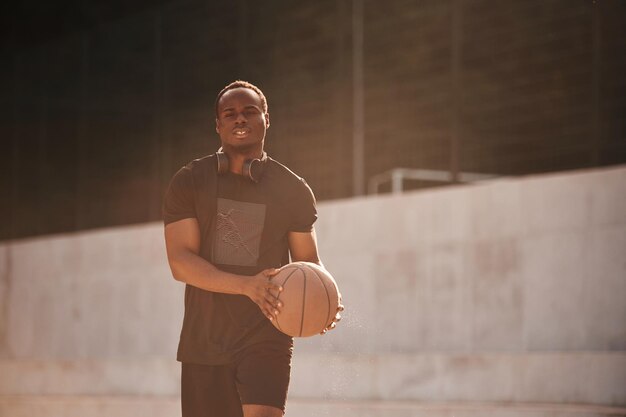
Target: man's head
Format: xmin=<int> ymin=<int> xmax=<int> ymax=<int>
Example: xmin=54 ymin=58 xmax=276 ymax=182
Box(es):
xmin=215 ymin=80 xmax=270 ymax=154
xmin=215 ymin=80 xmax=268 ymax=117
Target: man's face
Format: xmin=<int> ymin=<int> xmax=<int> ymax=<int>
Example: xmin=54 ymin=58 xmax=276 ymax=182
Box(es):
xmin=216 ymin=87 xmax=270 ymax=152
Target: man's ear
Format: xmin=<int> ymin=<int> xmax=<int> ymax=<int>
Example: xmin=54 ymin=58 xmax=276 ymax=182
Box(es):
xmin=215 ymin=118 xmax=220 ymax=134
xmin=265 ymin=112 xmax=270 ymax=129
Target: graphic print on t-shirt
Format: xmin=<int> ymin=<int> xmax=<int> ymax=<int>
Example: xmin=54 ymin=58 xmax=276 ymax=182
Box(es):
xmin=214 ymin=198 xmax=266 ymax=266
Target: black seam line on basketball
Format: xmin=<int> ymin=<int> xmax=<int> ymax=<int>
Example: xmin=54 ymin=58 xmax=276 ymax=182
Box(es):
xmin=274 ymin=267 xmax=299 ymax=333
xmin=307 ymin=265 xmax=332 ymax=328
xmin=299 ymin=266 xmax=306 ymax=337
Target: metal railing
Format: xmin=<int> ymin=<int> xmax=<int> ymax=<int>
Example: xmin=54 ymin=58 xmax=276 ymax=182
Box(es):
xmin=368 ymin=168 xmax=499 ymax=195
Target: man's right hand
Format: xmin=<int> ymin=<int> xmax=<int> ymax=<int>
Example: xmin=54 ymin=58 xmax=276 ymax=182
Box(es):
xmin=244 ymin=268 xmax=284 ymax=321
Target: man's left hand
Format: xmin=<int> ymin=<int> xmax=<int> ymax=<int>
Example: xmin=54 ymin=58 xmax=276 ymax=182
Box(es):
xmin=321 ymin=297 xmax=344 ymax=335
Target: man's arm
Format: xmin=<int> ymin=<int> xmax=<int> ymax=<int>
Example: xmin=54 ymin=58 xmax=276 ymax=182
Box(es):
xmin=164 ymin=218 xmax=283 ymax=320
xmin=288 ymin=228 xmax=343 ymax=333
xmin=287 ymin=229 xmax=322 ymax=266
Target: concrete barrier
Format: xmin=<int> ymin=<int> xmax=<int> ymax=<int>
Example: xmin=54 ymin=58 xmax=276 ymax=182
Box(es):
xmin=1 ymin=165 xmax=625 ymax=415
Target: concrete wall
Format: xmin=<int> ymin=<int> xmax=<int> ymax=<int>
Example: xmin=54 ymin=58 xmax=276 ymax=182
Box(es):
xmin=307 ymin=165 xmax=626 ymax=354
xmin=0 ymin=223 xmax=182 ymax=360
xmin=1 ymin=165 xmax=625 ymax=413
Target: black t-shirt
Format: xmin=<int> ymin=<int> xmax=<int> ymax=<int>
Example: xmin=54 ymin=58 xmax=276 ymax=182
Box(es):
xmin=162 ymin=153 xmax=317 ymax=365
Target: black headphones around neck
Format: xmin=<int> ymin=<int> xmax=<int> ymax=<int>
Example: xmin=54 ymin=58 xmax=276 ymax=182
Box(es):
xmin=216 ymin=147 xmax=267 ymax=183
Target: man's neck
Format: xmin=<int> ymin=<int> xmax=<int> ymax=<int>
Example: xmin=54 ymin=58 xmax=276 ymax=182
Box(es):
xmin=221 ymin=144 xmax=264 ymax=175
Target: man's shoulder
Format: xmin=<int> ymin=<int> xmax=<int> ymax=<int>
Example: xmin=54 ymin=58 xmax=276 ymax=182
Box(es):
xmin=168 ymin=154 xmax=216 ymax=190
xmin=266 ymin=157 xmax=315 ymax=200
xmin=183 ymin=154 xmax=216 ymax=172
xmin=267 ymin=157 xmax=307 ymax=184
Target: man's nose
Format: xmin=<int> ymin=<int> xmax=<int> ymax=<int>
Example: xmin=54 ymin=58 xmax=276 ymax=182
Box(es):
xmin=235 ymin=112 xmax=247 ymax=123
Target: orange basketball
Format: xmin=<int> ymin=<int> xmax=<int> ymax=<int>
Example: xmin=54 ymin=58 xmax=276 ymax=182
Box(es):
xmin=270 ymin=261 xmax=340 ymax=337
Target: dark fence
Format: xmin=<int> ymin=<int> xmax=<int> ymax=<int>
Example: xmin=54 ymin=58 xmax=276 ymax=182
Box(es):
xmin=1 ymin=0 xmax=625 ymax=240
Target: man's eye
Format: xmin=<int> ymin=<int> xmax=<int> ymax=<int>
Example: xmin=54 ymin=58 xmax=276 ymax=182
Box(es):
xmin=223 ymin=113 xmax=235 ymax=118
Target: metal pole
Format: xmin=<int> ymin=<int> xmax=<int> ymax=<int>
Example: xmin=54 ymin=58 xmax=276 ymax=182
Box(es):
xmin=76 ymin=34 xmax=89 ymax=231
xmin=352 ymin=0 xmax=365 ymax=196
xmin=391 ymin=169 xmax=403 ymax=195
xmin=11 ymin=54 xmax=20 ymax=239
xmin=151 ymin=8 xmax=163 ymax=221
xmin=450 ymin=0 xmax=462 ymax=182
xmin=238 ymin=0 xmax=248 ymax=74
xmin=591 ymin=1 xmax=601 ymax=166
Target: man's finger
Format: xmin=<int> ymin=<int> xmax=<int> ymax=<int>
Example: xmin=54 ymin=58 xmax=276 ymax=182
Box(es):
xmin=264 ymin=268 xmax=280 ymax=277
xmin=266 ymin=298 xmax=280 ymax=314
xmin=264 ymin=295 xmax=282 ymax=310
xmin=266 ymin=282 xmax=283 ymax=293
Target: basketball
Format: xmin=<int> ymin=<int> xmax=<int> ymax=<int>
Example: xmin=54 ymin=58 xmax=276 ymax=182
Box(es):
xmin=269 ymin=261 xmax=340 ymax=337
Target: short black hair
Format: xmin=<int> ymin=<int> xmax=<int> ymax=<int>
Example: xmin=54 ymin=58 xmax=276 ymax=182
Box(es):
xmin=214 ymin=80 xmax=268 ymax=117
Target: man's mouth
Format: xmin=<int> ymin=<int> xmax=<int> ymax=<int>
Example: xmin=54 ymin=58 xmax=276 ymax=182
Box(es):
xmin=233 ymin=127 xmax=250 ymax=137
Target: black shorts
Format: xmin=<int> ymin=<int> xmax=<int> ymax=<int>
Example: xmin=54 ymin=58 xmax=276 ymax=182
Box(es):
xmin=181 ymin=341 xmax=293 ymax=417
